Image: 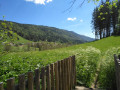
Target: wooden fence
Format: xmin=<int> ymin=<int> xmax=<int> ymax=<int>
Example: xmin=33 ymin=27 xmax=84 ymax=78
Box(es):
xmin=114 ymin=54 xmax=120 ymax=90
xmin=0 ymin=55 xmax=76 ymax=90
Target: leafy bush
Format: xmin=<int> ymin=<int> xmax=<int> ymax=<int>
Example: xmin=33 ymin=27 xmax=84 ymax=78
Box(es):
xmin=98 ymin=47 xmax=120 ymax=89
xmin=74 ymin=46 xmax=101 ymax=87
xmin=3 ymin=43 xmax=12 ymax=52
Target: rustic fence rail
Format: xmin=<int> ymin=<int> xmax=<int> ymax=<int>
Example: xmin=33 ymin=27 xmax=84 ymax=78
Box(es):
xmin=0 ymin=55 xmax=76 ymax=90
xmin=114 ymin=54 xmax=120 ymax=90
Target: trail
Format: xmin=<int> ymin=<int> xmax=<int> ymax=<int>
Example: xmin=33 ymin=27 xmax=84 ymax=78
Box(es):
xmin=74 ymin=55 xmax=104 ymax=90
xmin=91 ymin=54 xmax=104 ymax=88
xmin=91 ymin=65 xmax=100 ymax=88
xmin=74 ymin=86 xmax=105 ymax=90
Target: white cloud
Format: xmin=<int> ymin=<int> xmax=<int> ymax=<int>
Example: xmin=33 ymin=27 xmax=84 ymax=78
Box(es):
xmin=67 ymin=17 xmax=77 ymax=21
xmin=46 ymin=0 xmax=52 ymax=3
xmin=25 ymin=0 xmax=52 ymax=5
xmin=80 ymin=19 xmax=83 ymax=22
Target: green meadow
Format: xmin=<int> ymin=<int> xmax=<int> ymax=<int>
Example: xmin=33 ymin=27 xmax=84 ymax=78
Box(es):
xmin=0 ymin=36 xmax=120 ymax=88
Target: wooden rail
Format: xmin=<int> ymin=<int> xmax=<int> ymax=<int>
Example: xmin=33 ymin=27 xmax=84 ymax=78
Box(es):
xmin=0 ymin=55 xmax=76 ymax=90
xmin=114 ymin=54 xmax=120 ymax=90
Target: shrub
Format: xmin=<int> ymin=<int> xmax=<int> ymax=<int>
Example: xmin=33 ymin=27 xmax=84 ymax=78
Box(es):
xmin=3 ymin=43 xmax=12 ymax=52
xmin=74 ymin=46 xmax=101 ymax=87
xmin=98 ymin=47 xmax=120 ymax=89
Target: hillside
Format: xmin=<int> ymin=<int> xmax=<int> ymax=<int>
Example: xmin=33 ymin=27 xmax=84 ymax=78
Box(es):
xmin=0 ymin=20 xmax=94 ymax=44
xmin=0 ymin=36 xmax=120 ymax=89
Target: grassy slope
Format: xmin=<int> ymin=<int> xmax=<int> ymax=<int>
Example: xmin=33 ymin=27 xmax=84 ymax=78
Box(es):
xmin=0 ymin=36 xmax=120 ymax=87
xmin=1 ymin=36 xmax=120 ymax=70
xmin=14 ymin=35 xmax=32 ymax=44
xmin=0 ymin=35 xmax=31 ymax=51
xmin=84 ymin=36 xmax=120 ymax=51
xmin=67 ymin=36 xmax=120 ymax=51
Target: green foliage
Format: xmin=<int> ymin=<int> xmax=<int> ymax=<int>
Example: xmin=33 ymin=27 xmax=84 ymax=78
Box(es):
xmin=76 ymin=46 xmax=101 ymax=87
xmin=0 ymin=20 xmax=17 ymax=43
xmin=0 ymin=19 xmax=18 ymax=55
xmin=0 ymin=36 xmax=120 ymax=88
xmin=98 ymin=47 xmax=120 ymax=89
xmin=0 ymin=34 xmax=71 ymax=52
xmin=0 ymin=20 xmax=93 ymax=44
xmin=92 ymin=0 xmax=120 ymax=39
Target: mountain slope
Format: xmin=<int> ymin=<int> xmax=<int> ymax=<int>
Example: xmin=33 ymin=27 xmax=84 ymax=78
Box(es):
xmin=1 ymin=36 xmax=119 ymax=88
xmin=0 ymin=20 xmax=94 ymax=44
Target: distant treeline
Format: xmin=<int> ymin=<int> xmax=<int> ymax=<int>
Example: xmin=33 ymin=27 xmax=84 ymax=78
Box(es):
xmin=0 ymin=20 xmax=93 ymax=44
xmin=92 ymin=0 xmax=120 ymax=39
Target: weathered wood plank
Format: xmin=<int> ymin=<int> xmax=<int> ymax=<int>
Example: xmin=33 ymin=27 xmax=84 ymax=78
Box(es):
xmin=114 ymin=54 xmax=119 ymax=90
xmin=61 ymin=60 xmax=64 ymax=90
xmin=54 ymin=62 xmax=59 ymax=90
xmin=35 ymin=69 xmax=40 ymax=90
xmin=50 ymin=64 xmax=55 ymax=90
xmin=28 ymin=71 xmax=34 ymax=90
xmin=58 ymin=61 xmax=61 ymax=90
xmin=73 ymin=55 xmax=76 ymax=87
xmin=7 ymin=77 xmax=15 ymax=90
xmin=66 ymin=58 xmax=69 ymax=90
xmin=73 ymin=55 xmax=76 ymax=88
xmin=41 ymin=67 xmax=46 ymax=90
xmin=64 ymin=58 xmax=67 ymax=90
xmin=18 ymin=74 xmax=25 ymax=90
xmin=0 ymin=82 xmax=4 ymax=90
xmin=46 ymin=65 xmax=51 ymax=90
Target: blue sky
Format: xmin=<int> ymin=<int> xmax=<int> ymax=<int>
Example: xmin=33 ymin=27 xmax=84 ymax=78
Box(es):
xmin=0 ymin=0 xmax=97 ymax=38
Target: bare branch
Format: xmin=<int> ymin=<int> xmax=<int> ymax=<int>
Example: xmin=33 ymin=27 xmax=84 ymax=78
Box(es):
xmin=63 ymin=0 xmax=86 ymax=13
xmin=79 ymin=0 xmax=86 ymax=7
xmin=63 ymin=0 xmax=77 ymax=13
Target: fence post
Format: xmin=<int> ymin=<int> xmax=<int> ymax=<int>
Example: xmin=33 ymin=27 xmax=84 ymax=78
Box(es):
xmin=68 ymin=57 xmax=71 ymax=90
xmin=58 ymin=61 xmax=62 ymax=90
xmin=18 ymin=74 xmax=25 ymax=90
xmin=66 ymin=58 xmax=69 ymax=90
xmin=71 ymin=56 xmax=74 ymax=89
xmin=63 ymin=59 xmax=66 ymax=90
xmin=55 ymin=62 xmax=59 ymax=90
xmin=7 ymin=77 xmax=15 ymax=90
xmin=41 ymin=67 xmax=46 ymax=90
xmin=35 ymin=69 xmax=40 ymax=90
xmin=61 ymin=60 xmax=65 ymax=90
xmin=70 ymin=57 xmax=72 ymax=90
xmin=50 ymin=64 xmax=55 ymax=90
xmin=0 ymin=82 xmax=4 ymax=90
xmin=117 ymin=55 xmax=120 ymax=90
xmin=114 ymin=54 xmax=120 ymax=90
xmin=64 ymin=58 xmax=68 ymax=90
xmin=73 ymin=55 xmax=76 ymax=88
xmin=28 ymin=71 xmax=34 ymax=90
xmin=46 ymin=65 xmax=51 ymax=90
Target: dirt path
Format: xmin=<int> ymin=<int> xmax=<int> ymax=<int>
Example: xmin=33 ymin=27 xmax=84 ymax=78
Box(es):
xmin=74 ymin=86 xmax=91 ymax=90
xmin=91 ymin=55 xmax=103 ymax=88
xmin=74 ymin=86 xmax=105 ymax=90
xmin=91 ymin=68 xmax=100 ymax=88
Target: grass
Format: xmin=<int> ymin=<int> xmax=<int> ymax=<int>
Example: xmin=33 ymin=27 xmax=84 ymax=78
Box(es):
xmin=67 ymin=36 xmax=120 ymax=52
xmin=14 ymin=35 xmax=32 ymax=44
xmin=0 ymin=36 xmax=120 ymax=88
xmin=1 ymin=35 xmax=71 ymax=52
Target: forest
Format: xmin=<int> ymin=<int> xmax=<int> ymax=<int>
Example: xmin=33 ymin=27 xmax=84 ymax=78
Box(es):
xmin=91 ymin=0 xmax=120 ymax=39
xmin=0 ymin=20 xmax=93 ymax=44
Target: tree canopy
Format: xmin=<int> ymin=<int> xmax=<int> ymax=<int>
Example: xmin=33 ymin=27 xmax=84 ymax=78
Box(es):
xmin=91 ymin=0 xmax=120 ymax=39
xmin=0 ymin=17 xmax=17 ymax=43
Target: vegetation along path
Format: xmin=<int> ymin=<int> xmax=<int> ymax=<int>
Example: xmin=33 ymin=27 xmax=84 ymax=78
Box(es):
xmin=0 ymin=36 xmax=120 ymax=89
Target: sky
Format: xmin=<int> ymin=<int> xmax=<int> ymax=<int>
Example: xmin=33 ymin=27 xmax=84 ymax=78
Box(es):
xmin=0 ymin=0 xmax=97 ymax=38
